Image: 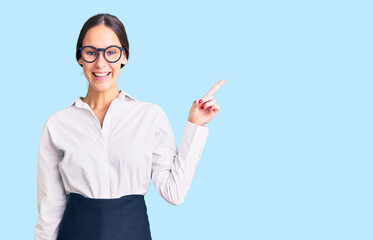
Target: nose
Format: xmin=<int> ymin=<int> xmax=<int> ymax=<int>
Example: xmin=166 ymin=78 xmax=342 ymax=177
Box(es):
xmin=95 ymin=51 xmax=107 ymax=68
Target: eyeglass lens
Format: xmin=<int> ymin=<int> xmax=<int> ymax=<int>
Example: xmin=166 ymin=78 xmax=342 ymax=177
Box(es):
xmin=81 ymin=47 xmax=122 ymax=63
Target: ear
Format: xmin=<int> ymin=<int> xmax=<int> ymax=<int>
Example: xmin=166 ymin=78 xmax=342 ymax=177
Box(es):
xmin=78 ymin=58 xmax=83 ymax=66
xmin=121 ymin=51 xmax=128 ymax=65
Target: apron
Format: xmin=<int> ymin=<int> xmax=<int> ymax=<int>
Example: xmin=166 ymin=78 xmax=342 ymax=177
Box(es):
xmin=57 ymin=192 xmax=152 ymax=240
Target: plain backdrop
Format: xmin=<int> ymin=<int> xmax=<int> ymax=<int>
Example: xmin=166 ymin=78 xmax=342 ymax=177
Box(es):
xmin=0 ymin=0 xmax=372 ymax=239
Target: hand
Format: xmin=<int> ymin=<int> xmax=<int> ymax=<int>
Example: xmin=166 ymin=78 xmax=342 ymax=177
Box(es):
xmin=188 ymin=79 xmax=226 ymax=126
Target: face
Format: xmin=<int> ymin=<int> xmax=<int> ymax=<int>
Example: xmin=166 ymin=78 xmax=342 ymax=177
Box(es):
xmin=78 ymin=24 xmax=127 ymax=93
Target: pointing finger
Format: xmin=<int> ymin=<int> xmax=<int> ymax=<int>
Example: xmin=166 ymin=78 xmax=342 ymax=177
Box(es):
xmin=204 ymin=79 xmax=226 ymax=97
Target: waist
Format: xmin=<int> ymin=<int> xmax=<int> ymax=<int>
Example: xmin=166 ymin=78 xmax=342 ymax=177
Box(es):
xmin=65 ymin=192 xmax=147 ymax=216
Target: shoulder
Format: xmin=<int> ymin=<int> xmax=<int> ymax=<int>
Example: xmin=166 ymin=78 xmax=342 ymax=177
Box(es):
xmin=42 ymin=107 xmax=74 ymax=130
xmin=118 ymin=93 xmax=165 ymax=116
xmin=127 ymin=98 xmax=165 ymax=119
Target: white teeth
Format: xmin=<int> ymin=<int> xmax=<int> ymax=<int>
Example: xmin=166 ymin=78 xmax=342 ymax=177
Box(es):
xmin=94 ymin=72 xmax=109 ymax=77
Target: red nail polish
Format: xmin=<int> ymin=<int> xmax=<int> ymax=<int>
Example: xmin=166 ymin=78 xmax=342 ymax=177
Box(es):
xmin=199 ymin=99 xmax=203 ymax=104
xmin=209 ymin=106 xmax=212 ymax=109
xmin=201 ymin=106 xmax=204 ymax=110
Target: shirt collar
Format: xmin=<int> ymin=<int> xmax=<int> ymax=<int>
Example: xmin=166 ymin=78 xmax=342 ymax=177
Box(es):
xmin=65 ymin=90 xmax=137 ymax=109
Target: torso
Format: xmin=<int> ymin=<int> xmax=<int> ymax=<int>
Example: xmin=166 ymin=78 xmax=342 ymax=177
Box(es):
xmin=81 ymin=96 xmax=117 ymax=128
xmin=93 ymin=109 xmax=109 ymax=128
xmin=81 ymin=98 xmax=110 ymax=128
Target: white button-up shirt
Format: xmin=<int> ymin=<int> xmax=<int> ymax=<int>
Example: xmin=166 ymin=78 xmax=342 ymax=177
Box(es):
xmin=35 ymin=90 xmax=209 ymax=240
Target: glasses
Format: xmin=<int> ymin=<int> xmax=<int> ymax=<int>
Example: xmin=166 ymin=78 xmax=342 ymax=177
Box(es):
xmin=79 ymin=45 xmax=125 ymax=63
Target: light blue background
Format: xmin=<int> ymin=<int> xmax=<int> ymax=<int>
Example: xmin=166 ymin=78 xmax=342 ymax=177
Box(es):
xmin=0 ymin=0 xmax=372 ymax=239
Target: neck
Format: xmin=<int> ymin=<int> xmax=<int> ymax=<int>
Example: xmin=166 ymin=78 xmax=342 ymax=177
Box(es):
xmin=82 ymin=86 xmax=120 ymax=111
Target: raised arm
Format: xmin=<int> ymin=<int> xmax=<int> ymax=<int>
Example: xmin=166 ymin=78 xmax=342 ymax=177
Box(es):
xmin=151 ymin=79 xmax=225 ymax=205
xmin=151 ymin=107 xmax=209 ymax=205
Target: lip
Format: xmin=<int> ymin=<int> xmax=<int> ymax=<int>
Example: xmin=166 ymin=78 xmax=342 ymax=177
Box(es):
xmin=92 ymin=72 xmax=111 ymax=81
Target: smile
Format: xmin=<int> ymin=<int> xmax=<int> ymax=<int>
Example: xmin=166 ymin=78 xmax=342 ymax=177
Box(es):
xmin=92 ymin=72 xmax=111 ymax=81
xmin=93 ymin=72 xmax=110 ymax=77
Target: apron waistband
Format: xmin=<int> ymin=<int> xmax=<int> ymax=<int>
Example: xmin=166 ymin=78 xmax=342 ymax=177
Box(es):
xmin=65 ymin=192 xmax=147 ymax=215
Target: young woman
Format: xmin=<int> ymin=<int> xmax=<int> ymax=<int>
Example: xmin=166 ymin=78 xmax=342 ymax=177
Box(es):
xmin=35 ymin=13 xmax=225 ymax=240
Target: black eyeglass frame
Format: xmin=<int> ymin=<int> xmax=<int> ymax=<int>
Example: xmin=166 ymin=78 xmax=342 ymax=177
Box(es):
xmin=78 ymin=45 xmax=126 ymax=63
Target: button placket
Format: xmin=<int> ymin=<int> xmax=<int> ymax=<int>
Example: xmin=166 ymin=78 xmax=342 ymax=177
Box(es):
xmin=101 ymin=102 xmax=114 ymax=193
xmin=81 ymin=98 xmax=117 ymax=196
xmin=82 ymin=106 xmax=110 ymax=195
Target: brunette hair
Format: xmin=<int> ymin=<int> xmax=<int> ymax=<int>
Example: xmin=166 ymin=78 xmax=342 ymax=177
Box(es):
xmin=76 ymin=13 xmax=129 ymax=68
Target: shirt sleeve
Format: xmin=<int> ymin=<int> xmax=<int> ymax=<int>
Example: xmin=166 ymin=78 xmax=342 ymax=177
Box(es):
xmin=35 ymin=118 xmax=67 ymax=240
xmin=151 ymin=107 xmax=209 ymax=206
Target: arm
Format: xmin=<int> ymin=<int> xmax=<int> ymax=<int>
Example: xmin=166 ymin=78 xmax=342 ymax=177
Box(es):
xmin=151 ymin=107 xmax=209 ymax=205
xmin=35 ymin=119 xmax=67 ymax=240
xmin=151 ymin=79 xmax=225 ymax=205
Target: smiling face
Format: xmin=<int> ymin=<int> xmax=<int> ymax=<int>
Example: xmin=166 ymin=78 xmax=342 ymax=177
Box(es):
xmin=78 ymin=24 xmax=127 ymax=93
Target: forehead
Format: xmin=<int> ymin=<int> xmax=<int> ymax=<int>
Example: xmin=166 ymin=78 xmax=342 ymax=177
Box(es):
xmin=82 ymin=24 xmax=121 ymax=48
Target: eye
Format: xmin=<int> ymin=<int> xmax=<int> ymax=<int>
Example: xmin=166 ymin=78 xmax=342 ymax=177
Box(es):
xmin=107 ymin=50 xmax=116 ymax=55
xmin=86 ymin=51 xmax=97 ymax=56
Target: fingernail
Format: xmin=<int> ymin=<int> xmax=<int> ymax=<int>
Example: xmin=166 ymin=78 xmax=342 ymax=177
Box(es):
xmin=209 ymin=106 xmax=212 ymax=109
xmin=199 ymin=99 xmax=203 ymax=104
xmin=201 ymin=106 xmax=204 ymax=110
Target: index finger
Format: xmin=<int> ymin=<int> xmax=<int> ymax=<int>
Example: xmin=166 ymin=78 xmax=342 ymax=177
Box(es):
xmin=204 ymin=79 xmax=226 ymax=97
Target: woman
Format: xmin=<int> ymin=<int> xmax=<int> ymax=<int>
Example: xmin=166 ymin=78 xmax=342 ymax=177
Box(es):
xmin=35 ymin=13 xmax=225 ymax=240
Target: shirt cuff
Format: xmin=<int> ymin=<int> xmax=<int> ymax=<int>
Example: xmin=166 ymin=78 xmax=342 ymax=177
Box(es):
xmin=179 ymin=121 xmax=209 ymax=157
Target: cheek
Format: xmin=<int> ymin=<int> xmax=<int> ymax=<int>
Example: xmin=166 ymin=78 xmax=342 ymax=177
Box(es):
xmin=82 ymin=63 xmax=93 ymax=72
xmin=82 ymin=65 xmax=93 ymax=79
xmin=111 ymin=64 xmax=122 ymax=75
xmin=83 ymin=66 xmax=89 ymax=74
